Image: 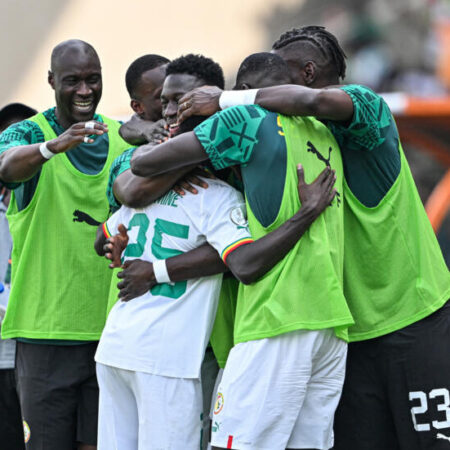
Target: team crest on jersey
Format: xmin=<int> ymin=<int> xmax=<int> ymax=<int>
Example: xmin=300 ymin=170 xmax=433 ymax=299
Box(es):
xmin=230 ymin=206 xmax=248 ymax=228
xmin=214 ymin=392 xmax=224 ymax=415
xmin=23 ymin=420 xmax=30 ymax=443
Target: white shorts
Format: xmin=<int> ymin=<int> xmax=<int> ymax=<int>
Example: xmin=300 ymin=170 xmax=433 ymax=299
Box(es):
xmin=210 ymin=329 xmax=347 ymax=450
xmin=97 ymin=363 xmax=202 ymax=450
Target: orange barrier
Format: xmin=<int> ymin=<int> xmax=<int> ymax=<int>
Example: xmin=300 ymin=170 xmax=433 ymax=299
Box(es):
xmin=425 ymin=169 xmax=450 ymax=232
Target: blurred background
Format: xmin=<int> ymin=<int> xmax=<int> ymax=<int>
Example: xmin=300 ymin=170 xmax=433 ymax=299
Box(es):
xmin=0 ymin=0 xmax=449 ymax=263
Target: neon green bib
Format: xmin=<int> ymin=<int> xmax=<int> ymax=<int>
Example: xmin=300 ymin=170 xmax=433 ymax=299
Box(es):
xmin=343 ymin=143 xmax=450 ymax=341
xmin=234 ymin=115 xmax=354 ymax=344
xmin=2 ymin=113 xmax=130 ymax=340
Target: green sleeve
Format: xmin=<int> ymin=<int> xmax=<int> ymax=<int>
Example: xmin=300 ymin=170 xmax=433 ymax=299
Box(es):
xmin=0 ymin=120 xmax=44 ymax=190
xmin=328 ymin=84 xmax=392 ymax=152
xmin=194 ymin=105 xmax=268 ymax=170
xmin=106 ymin=148 xmax=136 ymax=213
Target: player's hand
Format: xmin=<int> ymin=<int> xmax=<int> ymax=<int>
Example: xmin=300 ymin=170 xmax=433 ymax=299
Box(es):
xmin=116 ymin=259 xmax=156 ymax=302
xmin=104 ymin=224 xmax=129 ymax=268
xmin=173 ymin=167 xmax=216 ymax=196
xmin=46 ymin=121 xmax=108 ymax=153
xmin=142 ymin=118 xmax=169 ymax=145
xmin=297 ymin=164 xmax=336 ymax=217
xmin=177 ymin=86 xmax=223 ymax=123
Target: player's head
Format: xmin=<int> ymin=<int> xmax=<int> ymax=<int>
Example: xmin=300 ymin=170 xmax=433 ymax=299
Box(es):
xmin=48 ymin=39 xmax=102 ymax=127
xmin=162 ymin=54 xmax=224 ymax=133
xmin=272 ymin=26 xmax=347 ymax=88
xmin=125 ymin=54 xmax=170 ymax=122
xmin=0 ymin=103 xmax=37 ymax=132
xmin=234 ymin=52 xmax=291 ymax=90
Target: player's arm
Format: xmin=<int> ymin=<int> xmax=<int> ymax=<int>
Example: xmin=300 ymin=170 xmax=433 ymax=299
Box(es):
xmin=119 ymin=116 xmax=169 ymax=146
xmin=176 ymin=85 xmax=353 ymax=123
xmin=114 ymin=165 xmax=199 ymax=208
xmin=130 ymin=132 xmax=207 ymax=177
xmin=226 ymin=165 xmax=336 ymax=285
xmin=0 ymin=121 xmax=107 ymax=183
xmin=94 ymin=224 xmax=108 ymax=256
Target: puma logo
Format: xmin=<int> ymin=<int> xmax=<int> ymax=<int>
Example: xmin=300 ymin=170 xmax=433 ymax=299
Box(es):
xmin=306 ymin=141 xmax=341 ymax=207
xmin=72 ymin=210 xmax=101 ymax=227
xmin=307 ymin=141 xmax=332 ymax=167
xmin=437 ymin=433 xmax=450 ymax=443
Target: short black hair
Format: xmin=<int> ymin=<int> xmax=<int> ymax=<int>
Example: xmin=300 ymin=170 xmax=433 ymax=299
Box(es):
xmin=165 ymin=54 xmax=224 ymax=89
xmin=236 ymin=52 xmax=290 ymax=86
xmin=272 ymin=25 xmax=347 ymax=79
xmin=0 ymin=103 xmax=37 ymax=129
xmin=125 ymin=54 xmax=170 ymax=98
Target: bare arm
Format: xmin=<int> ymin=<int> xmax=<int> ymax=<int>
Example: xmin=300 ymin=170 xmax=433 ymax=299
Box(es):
xmin=254 ymin=85 xmax=353 ymax=122
xmin=113 ymin=164 xmax=197 ymax=208
xmin=119 ymin=116 xmax=169 ymax=146
xmin=0 ymin=121 xmax=107 ymax=183
xmin=227 ymin=165 xmax=336 ymax=285
xmin=131 ymin=132 xmax=207 ymax=178
xmin=176 ymin=85 xmax=354 ymax=123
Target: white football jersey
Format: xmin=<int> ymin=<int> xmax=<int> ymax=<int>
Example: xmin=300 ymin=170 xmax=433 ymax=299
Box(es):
xmin=95 ymin=179 xmax=252 ymax=379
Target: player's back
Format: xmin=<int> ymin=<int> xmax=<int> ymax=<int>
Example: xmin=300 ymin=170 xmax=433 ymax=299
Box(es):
xmin=95 ymin=178 xmax=251 ymax=379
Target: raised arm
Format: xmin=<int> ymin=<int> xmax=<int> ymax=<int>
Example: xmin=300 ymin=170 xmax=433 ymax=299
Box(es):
xmin=119 ymin=116 xmax=169 ymax=146
xmin=0 ymin=121 xmax=107 ymax=183
xmin=226 ymin=165 xmax=336 ymax=284
xmin=130 ymin=132 xmax=208 ymax=178
xmin=176 ymin=85 xmax=354 ymax=123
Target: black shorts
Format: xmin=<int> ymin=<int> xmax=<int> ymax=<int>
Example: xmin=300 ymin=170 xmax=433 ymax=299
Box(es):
xmin=333 ymin=300 xmax=450 ymax=450
xmin=16 ymin=342 xmax=98 ymax=450
xmin=0 ymin=369 xmax=25 ymax=450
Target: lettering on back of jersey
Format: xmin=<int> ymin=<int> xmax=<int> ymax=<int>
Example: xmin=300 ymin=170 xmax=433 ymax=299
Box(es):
xmin=155 ymin=191 xmax=181 ymax=208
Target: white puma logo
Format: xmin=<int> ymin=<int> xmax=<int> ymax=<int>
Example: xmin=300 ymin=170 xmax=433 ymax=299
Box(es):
xmin=437 ymin=433 xmax=450 ymax=443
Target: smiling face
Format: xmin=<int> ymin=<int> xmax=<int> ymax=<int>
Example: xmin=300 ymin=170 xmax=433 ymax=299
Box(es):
xmin=49 ymin=45 xmax=102 ymax=128
xmin=132 ymin=65 xmax=167 ymax=122
xmin=161 ymin=73 xmax=205 ymax=135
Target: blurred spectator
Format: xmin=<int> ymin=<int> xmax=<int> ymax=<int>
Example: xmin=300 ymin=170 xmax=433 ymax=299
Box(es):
xmin=0 ymin=102 xmax=36 ymax=450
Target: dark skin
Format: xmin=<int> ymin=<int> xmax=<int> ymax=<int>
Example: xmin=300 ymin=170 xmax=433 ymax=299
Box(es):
xmin=0 ymin=40 xmax=107 ymax=184
xmin=95 ymin=72 xmax=225 ymax=300
xmin=95 ymin=164 xmax=335 ymax=299
xmin=177 ymin=44 xmax=353 ymax=125
xmin=111 ymin=72 xmax=212 ymax=209
xmin=119 ymin=65 xmax=170 ymax=145
xmin=1 ymin=40 xmax=102 ymax=450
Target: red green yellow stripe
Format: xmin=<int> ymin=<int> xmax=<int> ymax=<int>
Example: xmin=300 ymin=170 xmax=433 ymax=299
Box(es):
xmin=102 ymin=222 xmax=112 ymax=239
xmin=221 ymin=237 xmax=253 ymax=263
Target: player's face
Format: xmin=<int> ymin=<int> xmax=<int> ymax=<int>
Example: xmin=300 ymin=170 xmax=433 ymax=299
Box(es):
xmin=161 ymin=74 xmax=205 ymax=135
xmin=132 ymin=65 xmax=167 ymax=122
xmin=49 ymin=49 xmax=102 ymax=127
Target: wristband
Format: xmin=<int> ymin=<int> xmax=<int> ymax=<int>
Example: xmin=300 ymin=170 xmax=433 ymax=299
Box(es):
xmin=39 ymin=142 xmax=57 ymax=160
xmin=219 ymin=89 xmax=259 ymax=110
xmin=153 ymin=259 xmax=171 ymax=284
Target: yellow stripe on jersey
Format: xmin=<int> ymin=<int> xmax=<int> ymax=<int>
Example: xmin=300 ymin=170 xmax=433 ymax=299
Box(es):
xmin=221 ymin=237 xmax=254 ymax=263
xmin=102 ymin=222 xmax=112 ymax=238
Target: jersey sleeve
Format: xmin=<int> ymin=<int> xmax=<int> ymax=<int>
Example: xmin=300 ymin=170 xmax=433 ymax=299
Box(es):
xmin=194 ymin=105 xmax=268 ymax=170
xmin=198 ymin=182 xmax=253 ymax=263
xmin=106 ymin=148 xmax=136 ymax=213
xmin=103 ymin=207 xmax=125 ymax=238
xmin=0 ymin=120 xmax=44 ymax=189
xmin=327 ymin=84 xmax=392 ymax=152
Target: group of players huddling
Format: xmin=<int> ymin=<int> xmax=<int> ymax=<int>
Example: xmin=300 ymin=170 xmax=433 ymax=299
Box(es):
xmin=0 ymin=25 xmax=449 ymax=450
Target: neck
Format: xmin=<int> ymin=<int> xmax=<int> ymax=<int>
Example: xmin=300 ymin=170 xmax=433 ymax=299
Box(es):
xmin=54 ymin=107 xmax=74 ymax=130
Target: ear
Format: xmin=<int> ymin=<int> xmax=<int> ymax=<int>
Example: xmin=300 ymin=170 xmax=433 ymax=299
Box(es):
xmin=48 ymin=71 xmax=55 ymax=90
xmin=130 ymin=99 xmax=144 ymax=116
xmin=302 ymin=61 xmax=316 ymax=86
